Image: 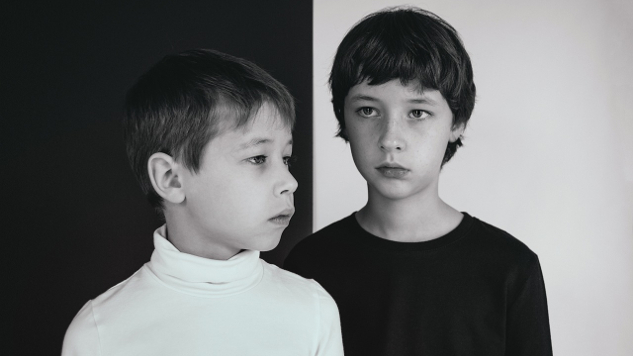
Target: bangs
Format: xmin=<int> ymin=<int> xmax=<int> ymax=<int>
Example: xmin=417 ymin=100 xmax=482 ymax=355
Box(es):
xmin=342 ymin=12 xmax=467 ymax=99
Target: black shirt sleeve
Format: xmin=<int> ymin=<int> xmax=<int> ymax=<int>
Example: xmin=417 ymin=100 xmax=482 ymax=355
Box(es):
xmin=505 ymin=256 xmax=553 ymax=356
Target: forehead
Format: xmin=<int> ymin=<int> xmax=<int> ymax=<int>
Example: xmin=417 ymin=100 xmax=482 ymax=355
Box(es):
xmin=211 ymin=101 xmax=290 ymax=135
xmin=211 ymin=103 xmax=292 ymax=149
xmin=239 ymin=102 xmax=291 ymax=134
xmin=346 ymin=79 xmax=445 ymax=104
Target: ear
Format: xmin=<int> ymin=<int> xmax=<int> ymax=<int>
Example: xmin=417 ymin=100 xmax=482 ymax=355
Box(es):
xmin=449 ymin=122 xmax=465 ymax=143
xmin=148 ymin=152 xmax=185 ymax=204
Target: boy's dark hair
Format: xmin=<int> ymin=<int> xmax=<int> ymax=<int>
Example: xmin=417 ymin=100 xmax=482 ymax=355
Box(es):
xmin=123 ymin=49 xmax=295 ymax=213
xmin=330 ymin=7 xmax=476 ymax=164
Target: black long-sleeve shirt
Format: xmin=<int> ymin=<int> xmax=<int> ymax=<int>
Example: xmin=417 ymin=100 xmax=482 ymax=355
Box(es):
xmin=284 ymin=212 xmax=553 ymax=356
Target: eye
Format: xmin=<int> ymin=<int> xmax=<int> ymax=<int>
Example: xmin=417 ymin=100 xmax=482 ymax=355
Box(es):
xmin=410 ymin=110 xmax=430 ymax=119
xmin=283 ymin=155 xmax=297 ymax=167
xmin=247 ymin=155 xmax=267 ymax=165
xmin=356 ymin=107 xmax=378 ymax=118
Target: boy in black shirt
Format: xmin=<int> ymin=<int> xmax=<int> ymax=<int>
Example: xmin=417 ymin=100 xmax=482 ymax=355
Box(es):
xmin=284 ymin=7 xmax=552 ymax=356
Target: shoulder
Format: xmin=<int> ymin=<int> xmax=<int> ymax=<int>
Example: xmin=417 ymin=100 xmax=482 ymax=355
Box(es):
xmin=62 ymin=300 xmax=101 ymax=355
xmin=261 ymin=261 xmax=334 ymax=300
xmin=260 ymin=262 xmax=344 ymax=354
xmin=67 ymin=265 xmax=153 ymax=331
xmin=62 ymin=265 xmax=150 ymax=354
xmin=464 ymin=214 xmax=543 ymax=285
xmin=467 ymin=214 xmax=538 ymax=262
xmin=260 ymin=261 xmax=340 ymax=319
xmin=269 ymin=262 xmax=340 ymax=307
xmin=92 ymin=266 xmax=148 ymax=305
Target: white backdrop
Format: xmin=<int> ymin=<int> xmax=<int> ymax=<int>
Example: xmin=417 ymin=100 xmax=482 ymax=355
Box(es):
xmin=313 ymin=0 xmax=633 ymax=355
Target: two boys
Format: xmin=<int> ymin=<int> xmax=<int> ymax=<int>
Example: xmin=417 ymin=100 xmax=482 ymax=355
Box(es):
xmin=285 ymin=7 xmax=553 ymax=356
xmin=62 ymin=49 xmax=343 ymax=355
xmin=63 ymin=5 xmax=552 ymax=356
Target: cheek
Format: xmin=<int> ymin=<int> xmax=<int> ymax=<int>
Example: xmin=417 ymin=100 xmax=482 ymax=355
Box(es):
xmin=200 ymin=179 xmax=267 ymax=221
xmin=348 ymin=134 xmax=370 ymax=162
xmin=412 ymin=131 xmax=451 ymax=168
xmin=216 ymin=175 xmax=262 ymax=200
xmin=187 ymin=172 xmax=240 ymax=205
xmin=348 ymin=139 xmax=376 ymax=175
xmin=346 ymin=121 xmax=375 ymax=148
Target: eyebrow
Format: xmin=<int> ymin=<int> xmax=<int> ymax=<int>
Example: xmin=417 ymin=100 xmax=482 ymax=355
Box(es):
xmin=348 ymin=94 xmax=438 ymax=105
xmin=239 ymin=138 xmax=293 ymax=149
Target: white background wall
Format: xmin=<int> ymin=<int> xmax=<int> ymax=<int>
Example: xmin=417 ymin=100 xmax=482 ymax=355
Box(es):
xmin=313 ymin=0 xmax=633 ymax=354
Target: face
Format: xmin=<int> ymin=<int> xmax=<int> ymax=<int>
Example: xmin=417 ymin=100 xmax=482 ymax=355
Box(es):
xmin=180 ymin=103 xmax=297 ymax=258
xmin=344 ymin=79 xmax=463 ymax=202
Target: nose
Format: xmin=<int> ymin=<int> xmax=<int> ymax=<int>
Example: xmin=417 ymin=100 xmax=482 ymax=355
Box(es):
xmin=275 ymin=166 xmax=298 ymax=197
xmin=379 ymin=116 xmax=406 ymax=152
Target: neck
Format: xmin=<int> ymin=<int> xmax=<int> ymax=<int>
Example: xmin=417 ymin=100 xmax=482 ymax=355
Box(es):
xmin=357 ymin=184 xmax=462 ymax=242
xmin=163 ymin=209 xmax=241 ymax=260
xmin=149 ymin=226 xmax=262 ymax=296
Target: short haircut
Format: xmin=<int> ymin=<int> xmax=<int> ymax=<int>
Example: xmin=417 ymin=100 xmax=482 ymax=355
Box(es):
xmin=330 ymin=7 xmax=476 ymax=164
xmin=123 ymin=49 xmax=295 ymax=212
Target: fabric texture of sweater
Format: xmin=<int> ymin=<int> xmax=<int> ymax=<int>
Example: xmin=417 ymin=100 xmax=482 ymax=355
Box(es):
xmin=62 ymin=225 xmax=343 ymax=356
xmin=284 ymin=212 xmax=552 ymax=356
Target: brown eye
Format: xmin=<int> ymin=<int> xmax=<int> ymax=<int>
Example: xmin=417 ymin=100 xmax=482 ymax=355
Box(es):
xmin=247 ymin=155 xmax=267 ymax=165
xmin=410 ymin=110 xmax=429 ymax=119
xmin=357 ymin=107 xmax=377 ymax=117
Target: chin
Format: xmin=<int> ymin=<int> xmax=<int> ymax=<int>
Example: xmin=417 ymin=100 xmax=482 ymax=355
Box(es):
xmin=369 ymin=180 xmax=415 ymax=200
xmin=252 ymin=235 xmax=283 ymax=252
xmin=378 ymin=190 xmax=415 ymax=201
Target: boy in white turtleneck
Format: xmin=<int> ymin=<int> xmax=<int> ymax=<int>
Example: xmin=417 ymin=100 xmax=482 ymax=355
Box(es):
xmin=61 ymin=49 xmax=343 ymax=356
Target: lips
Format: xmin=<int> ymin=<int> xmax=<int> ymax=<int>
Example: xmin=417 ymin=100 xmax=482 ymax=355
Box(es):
xmin=269 ymin=208 xmax=295 ymax=225
xmin=376 ymin=163 xmax=409 ymax=178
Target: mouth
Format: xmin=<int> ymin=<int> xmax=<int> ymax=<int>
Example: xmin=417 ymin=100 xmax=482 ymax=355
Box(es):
xmin=376 ymin=163 xmax=409 ymax=178
xmin=269 ymin=208 xmax=295 ymax=226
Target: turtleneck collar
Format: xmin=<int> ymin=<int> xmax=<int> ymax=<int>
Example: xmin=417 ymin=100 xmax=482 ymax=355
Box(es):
xmin=147 ymin=225 xmax=263 ymax=297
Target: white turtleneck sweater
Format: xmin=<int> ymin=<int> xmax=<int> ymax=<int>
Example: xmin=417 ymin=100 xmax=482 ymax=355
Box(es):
xmin=62 ymin=226 xmax=343 ymax=355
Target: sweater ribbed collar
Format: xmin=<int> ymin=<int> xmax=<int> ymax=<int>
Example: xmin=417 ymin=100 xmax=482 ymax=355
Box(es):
xmin=147 ymin=225 xmax=263 ymax=297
